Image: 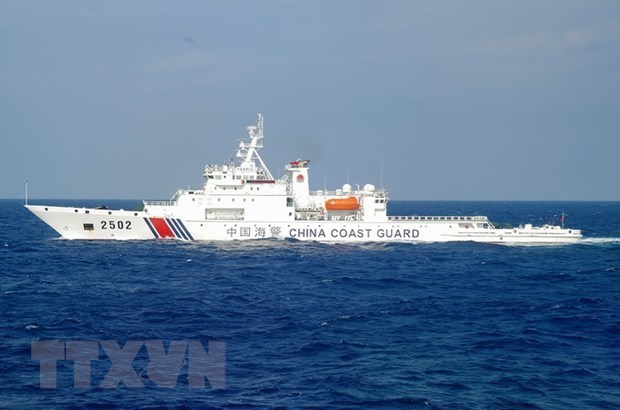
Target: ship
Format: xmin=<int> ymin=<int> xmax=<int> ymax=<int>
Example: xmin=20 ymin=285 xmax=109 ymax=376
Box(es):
xmin=26 ymin=114 xmax=582 ymax=244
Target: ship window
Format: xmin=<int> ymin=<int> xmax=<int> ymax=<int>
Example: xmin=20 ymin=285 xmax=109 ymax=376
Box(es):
xmin=85 ymin=210 xmax=90 ymax=214
xmin=83 ymin=223 xmax=94 ymax=231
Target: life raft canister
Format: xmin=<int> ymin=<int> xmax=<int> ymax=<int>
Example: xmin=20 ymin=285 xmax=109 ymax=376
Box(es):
xmin=325 ymin=197 xmax=359 ymax=211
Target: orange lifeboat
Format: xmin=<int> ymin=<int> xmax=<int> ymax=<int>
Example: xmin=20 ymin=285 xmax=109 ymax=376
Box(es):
xmin=325 ymin=197 xmax=359 ymax=211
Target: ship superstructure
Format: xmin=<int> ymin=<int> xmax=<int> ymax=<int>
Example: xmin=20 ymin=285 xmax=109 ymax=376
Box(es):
xmin=26 ymin=114 xmax=582 ymax=243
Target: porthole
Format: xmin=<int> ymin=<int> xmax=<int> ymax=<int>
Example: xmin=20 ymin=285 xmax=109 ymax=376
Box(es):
xmin=108 ymin=211 xmax=112 ymax=215
xmin=74 ymin=209 xmax=78 ymax=213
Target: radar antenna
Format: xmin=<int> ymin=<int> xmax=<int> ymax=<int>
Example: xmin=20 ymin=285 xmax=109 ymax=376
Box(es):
xmin=236 ymin=113 xmax=273 ymax=180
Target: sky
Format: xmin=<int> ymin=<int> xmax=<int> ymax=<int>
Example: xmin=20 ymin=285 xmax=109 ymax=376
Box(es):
xmin=1 ymin=0 xmax=619 ymax=200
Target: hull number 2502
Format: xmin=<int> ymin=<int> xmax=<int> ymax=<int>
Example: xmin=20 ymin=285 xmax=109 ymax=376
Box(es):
xmin=101 ymin=221 xmax=132 ymax=230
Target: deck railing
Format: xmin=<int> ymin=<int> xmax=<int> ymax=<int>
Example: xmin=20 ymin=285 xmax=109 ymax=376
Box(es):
xmin=309 ymin=189 xmax=387 ymax=197
xmin=388 ymin=215 xmax=488 ymax=222
xmin=143 ymin=200 xmax=177 ymax=207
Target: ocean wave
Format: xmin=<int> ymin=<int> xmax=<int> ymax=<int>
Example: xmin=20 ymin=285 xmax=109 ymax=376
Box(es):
xmin=3 ymin=199 xmax=620 ymax=409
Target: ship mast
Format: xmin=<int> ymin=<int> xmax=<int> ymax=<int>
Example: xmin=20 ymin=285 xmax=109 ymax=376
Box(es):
xmin=236 ymin=113 xmax=274 ymax=180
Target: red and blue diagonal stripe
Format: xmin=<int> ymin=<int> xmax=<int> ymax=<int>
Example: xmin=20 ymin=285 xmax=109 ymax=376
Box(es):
xmin=143 ymin=218 xmax=194 ymax=240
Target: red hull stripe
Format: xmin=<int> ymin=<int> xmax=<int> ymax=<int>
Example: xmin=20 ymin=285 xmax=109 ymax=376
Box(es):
xmin=149 ymin=218 xmax=176 ymax=238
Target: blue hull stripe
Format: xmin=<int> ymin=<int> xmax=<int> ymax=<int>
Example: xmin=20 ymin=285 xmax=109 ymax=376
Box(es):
xmin=169 ymin=218 xmax=188 ymax=240
xmin=143 ymin=217 xmax=159 ymax=238
xmin=165 ymin=218 xmax=182 ymax=239
xmin=176 ymin=219 xmax=194 ymax=240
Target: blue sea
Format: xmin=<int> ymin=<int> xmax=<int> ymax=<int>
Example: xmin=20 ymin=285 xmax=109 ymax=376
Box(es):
xmin=1 ymin=199 xmax=619 ymax=409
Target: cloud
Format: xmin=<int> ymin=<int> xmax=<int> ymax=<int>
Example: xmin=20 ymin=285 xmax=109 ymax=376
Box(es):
xmin=150 ymin=51 xmax=216 ymax=73
xmin=147 ymin=51 xmax=278 ymax=76
xmin=460 ymin=28 xmax=598 ymax=56
xmin=564 ymin=29 xmax=593 ymax=48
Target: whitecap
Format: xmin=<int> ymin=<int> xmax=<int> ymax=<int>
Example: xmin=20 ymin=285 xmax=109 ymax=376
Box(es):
xmin=580 ymin=238 xmax=620 ymax=245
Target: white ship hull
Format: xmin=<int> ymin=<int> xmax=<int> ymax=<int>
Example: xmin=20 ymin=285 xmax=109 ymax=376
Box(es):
xmin=26 ymin=114 xmax=583 ymax=244
xmin=26 ymin=205 xmax=582 ymax=244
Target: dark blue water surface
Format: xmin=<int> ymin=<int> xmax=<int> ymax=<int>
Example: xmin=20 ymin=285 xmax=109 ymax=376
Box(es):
xmin=1 ymin=200 xmax=619 ymax=409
